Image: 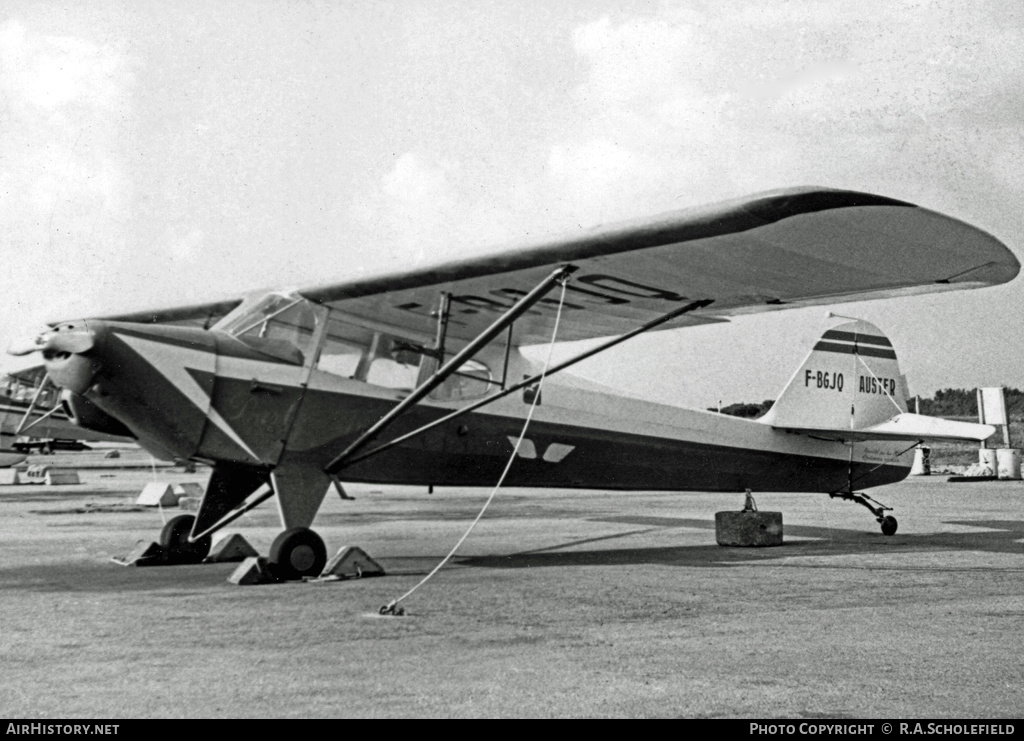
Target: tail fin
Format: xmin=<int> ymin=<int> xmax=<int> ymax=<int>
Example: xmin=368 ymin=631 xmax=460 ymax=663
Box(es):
xmin=761 ymin=320 xmax=993 ymax=442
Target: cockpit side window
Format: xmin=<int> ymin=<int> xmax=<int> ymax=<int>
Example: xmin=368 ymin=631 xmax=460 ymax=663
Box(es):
xmin=316 ymin=318 xmax=374 ymax=379
xmin=314 ymin=311 xmax=425 ymax=391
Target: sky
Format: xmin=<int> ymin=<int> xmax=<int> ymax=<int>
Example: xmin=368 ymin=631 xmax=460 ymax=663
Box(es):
xmin=1 ymin=0 xmax=1023 ymax=409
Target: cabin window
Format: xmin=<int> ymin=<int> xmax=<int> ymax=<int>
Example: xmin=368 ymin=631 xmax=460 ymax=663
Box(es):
xmin=363 ymin=337 xmax=419 ymax=390
xmin=2 ymin=377 xmax=56 ymax=406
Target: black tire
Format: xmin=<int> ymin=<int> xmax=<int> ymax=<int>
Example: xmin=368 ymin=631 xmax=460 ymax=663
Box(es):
xmin=159 ymin=514 xmax=212 ymax=563
xmin=880 ymin=515 xmax=898 ymax=536
xmin=269 ymin=527 xmax=327 ymax=580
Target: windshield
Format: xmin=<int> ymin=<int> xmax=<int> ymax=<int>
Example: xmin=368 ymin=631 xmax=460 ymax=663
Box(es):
xmin=219 ymin=293 xmax=319 ymax=365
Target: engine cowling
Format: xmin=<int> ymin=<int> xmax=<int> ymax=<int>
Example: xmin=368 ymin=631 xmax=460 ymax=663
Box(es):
xmin=61 ymin=389 xmax=135 ymax=439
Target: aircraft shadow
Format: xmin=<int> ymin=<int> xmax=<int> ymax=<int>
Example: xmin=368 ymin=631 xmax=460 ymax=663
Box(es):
xmin=459 ymin=516 xmax=1024 ymax=570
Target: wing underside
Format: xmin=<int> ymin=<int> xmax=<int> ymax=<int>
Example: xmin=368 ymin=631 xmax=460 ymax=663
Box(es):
xmin=300 ymin=187 xmax=1018 ymax=344
xmin=73 ymin=187 xmax=1019 ymax=345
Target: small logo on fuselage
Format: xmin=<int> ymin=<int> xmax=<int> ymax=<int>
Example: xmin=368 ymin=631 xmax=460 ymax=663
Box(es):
xmin=507 ymin=437 xmax=575 ymax=462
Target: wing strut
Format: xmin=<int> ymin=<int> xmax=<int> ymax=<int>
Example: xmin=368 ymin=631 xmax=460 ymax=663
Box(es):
xmin=324 ymin=265 xmax=577 ymax=476
xmin=329 ymin=296 xmax=715 ymax=473
xmin=15 ymin=374 xmax=55 ymax=435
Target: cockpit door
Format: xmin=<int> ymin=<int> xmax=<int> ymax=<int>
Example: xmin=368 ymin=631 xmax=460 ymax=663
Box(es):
xmin=200 ymin=296 xmax=326 ymax=466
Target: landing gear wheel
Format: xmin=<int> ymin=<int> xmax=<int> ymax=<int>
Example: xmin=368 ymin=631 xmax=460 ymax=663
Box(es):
xmin=269 ymin=527 xmax=327 ymax=580
xmin=159 ymin=514 xmax=212 ymax=563
xmin=880 ymin=515 xmax=898 ymax=536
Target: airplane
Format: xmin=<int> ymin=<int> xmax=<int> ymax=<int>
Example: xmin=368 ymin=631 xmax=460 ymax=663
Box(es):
xmin=7 ymin=186 xmax=1019 ymax=580
xmin=0 ymin=365 xmax=132 ymax=459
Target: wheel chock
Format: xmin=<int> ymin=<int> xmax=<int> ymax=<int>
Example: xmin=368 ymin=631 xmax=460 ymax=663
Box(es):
xmin=312 ymin=546 xmax=385 ymax=582
xmin=228 ymin=556 xmax=282 ymax=585
xmin=173 ymin=482 xmax=204 ymax=499
xmin=110 ymin=541 xmax=167 ymax=566
xmin=205 ymin=532 xmax=259 ymax=563
xmin=715 ymin=510 xmax=784 ymax=547
xmin=136 ymin=482 xmax=179 ymax=507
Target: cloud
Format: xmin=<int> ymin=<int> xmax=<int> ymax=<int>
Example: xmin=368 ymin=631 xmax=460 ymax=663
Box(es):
xmin=348 ymin=152 xmax=519 ymax=264
xmin=0 ymin=19 xmax=135 ymax=350
xmin=0 ymin=20 xmax=128 ymax=113
xmin=550 ymin=4 xmax=1024 ymax=216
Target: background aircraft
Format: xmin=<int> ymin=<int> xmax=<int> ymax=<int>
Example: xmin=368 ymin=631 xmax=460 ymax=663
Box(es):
xmin=8 ymin=187 xmax=1018 ymax=579
xmin=1 ymin=365 xmax=132 ymax=456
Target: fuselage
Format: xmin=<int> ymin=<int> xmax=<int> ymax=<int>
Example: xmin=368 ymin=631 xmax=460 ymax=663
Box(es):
xmin=48 ymin=312 xmax=912 ymax=495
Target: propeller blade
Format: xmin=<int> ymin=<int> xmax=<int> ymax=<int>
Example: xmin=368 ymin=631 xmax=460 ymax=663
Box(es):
xmin=6 ymin=324 xmax=95 ymax=357
xmin=7 ymin=332 xmax=48 ymax=356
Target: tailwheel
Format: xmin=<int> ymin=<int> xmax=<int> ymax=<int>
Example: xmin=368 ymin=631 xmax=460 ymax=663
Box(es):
xmin=159 ymin=514 xmax=212 ymax=564
xmin=829 ymin=490 xmax=896 ymax=535
xmin=880 ymin=515 xmax=898 ymax=536
xmin=269 ymin=527 xmax=327 ymax=580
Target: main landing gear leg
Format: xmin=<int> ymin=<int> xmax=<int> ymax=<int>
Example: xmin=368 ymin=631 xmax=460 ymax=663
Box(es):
xmin=830 ymin=490 xmax=898 ymax=536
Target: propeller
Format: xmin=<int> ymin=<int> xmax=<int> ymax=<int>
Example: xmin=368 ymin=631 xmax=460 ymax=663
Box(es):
xmin=6 ymin=323 xmax=95 ymax=357
xmin=6 ymin=321 xmax=100 ymax=395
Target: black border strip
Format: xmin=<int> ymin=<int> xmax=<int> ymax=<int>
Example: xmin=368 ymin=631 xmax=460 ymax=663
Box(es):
xmin=813 ymin=341 xmax=898 ymax=359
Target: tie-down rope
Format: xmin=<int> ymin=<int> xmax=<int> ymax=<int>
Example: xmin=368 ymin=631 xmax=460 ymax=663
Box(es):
xmin=379 ymin=279 xmax=569 ymax=615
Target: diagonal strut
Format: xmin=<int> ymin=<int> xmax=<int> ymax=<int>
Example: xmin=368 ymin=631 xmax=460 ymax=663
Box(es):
xmin=331 ymin=297 xmax=715 ymax=473
xmin=324 ymin=265 xmax=577 ymax=475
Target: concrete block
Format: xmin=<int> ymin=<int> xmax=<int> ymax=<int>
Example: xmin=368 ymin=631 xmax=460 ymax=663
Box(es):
xmin=206 ymin=532 xmax=259 ymax=563
xmin=319 ymin=546 xmax=385 ymax=579
xmin=997 ymin=448 xmax=1022 ymax=480
xmin=45 ymin=470 xmax=80 ymax=485
xmin=136 ymin=482 xmax=179 ymax=507
xmin=0 ymin=469 xmax=20 ymax=485
xmin=715 ymin=510 xmax=783 ymax=547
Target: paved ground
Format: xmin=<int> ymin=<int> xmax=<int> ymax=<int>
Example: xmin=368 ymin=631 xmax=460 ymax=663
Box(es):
xmin=0 ymin=449 xmax=1022 ymax=718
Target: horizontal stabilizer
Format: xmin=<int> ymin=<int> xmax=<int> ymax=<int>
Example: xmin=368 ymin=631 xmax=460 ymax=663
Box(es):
xmin=777 ymin=413 xmax=995 ymax=443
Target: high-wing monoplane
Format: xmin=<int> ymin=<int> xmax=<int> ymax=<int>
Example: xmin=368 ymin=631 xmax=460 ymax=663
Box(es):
xmin=8 ymin=187 xmax=1019 ymax=578
xmin=1 ymin=365 xmax=132 ymax=458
